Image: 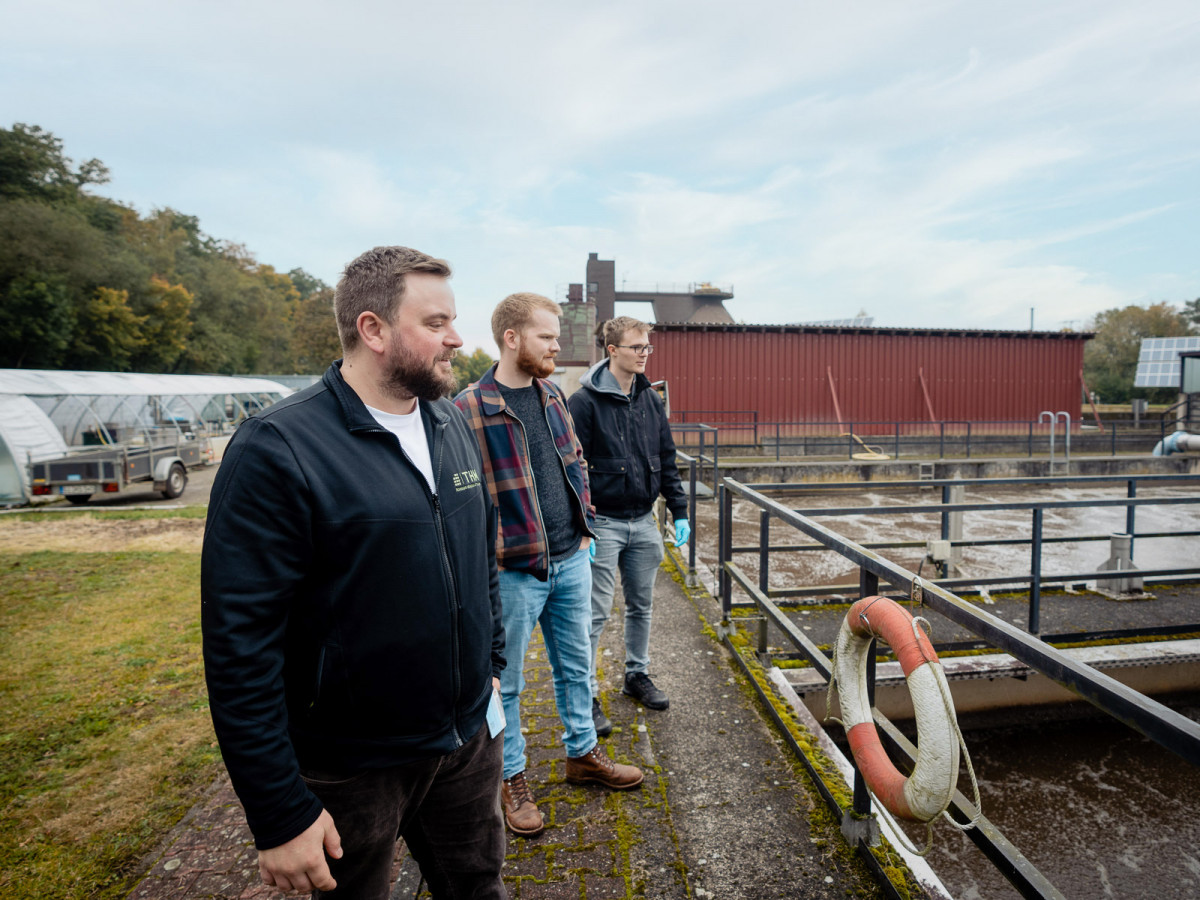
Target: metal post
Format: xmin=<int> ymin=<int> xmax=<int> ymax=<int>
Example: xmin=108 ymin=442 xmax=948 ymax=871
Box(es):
xmin=845 ymin=567 xmax=880 ymax=844
xmin=1060 ymin=411 xmax=1071 ymax=472
xmin=939 ymin=421 xmax=945 ymax=459
xmin=712 ymin=429 xmax=720 ymax=492
xmin=776 ymin=422 xmax=781 ymax=462
xmin=1038 ymin=411 xmax=1057 ymax=472
xmin=940 ymin=484 xmax=951 ymax=580
xmin=1030 ymin=508 xmax=1043 ymax=634
xmin=718 ymin=483 xmax=732 ymax=617
xmin=966 ymin=421 xmax=973 ymax=459
xmin=847 ymin=423 xmax=854 ymax=460
xmin=759 ymin=510 xmax=771 ymax=596
xmin=1028 ymin=421 xmax=1033 ymax=458
xmin=894 ymin=422 xmax=901 ymax=460
xmin=688 ymin=459 xmax=698 ymax=577
xmin=1126 ymin=479 xmax=1137 ymax=559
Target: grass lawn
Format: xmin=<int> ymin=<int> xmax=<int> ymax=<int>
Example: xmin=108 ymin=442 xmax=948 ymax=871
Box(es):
xmin=0 ymin=513 xmax=219 ymax=899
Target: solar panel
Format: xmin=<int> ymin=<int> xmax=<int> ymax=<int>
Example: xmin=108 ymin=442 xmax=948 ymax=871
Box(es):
xmin=1133 ymin=336 xmax=1200 ymax=388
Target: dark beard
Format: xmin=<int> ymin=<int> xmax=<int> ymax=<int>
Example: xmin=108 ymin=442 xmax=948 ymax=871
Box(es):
xmin=383 ymin=341 xmax=457 ymax=402
xmin=516 ymin=340 xmax=556 ymax=379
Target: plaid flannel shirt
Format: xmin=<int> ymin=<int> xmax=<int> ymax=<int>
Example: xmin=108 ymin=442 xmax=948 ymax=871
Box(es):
xmin=454 ymin=364 xmax=595 ymax=581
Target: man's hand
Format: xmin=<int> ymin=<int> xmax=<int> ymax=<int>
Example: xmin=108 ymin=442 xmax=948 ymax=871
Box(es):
xmin=582 ymin=535 xmax=595 ymax=562
xmin=258 ymin=809 xmax=343 ymax=893
xmin=671 ymin=519 xmax=691 ymax=547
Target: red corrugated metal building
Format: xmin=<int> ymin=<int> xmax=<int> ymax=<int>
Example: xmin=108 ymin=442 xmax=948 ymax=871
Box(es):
xmin=649 ymin=323 xmax=1092 ymax=427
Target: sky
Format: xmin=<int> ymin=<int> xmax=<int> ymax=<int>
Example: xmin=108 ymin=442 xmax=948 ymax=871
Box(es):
xmin=3 ymin=0 xmax=1199 ymax=352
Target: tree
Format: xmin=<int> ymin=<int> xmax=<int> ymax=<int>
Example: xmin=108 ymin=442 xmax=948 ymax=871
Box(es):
xmin=452 ymin=347 xmax=495 ymax=389
xmin=236 ymin=258 xmax=299 ymax=373
xmin=287 ymin=267 xmax=327 ymax=301
xmin=134 ymin=277 xmax=194 ymax=371
xmin=1183 ymin=297 xmax=1200 ymax=330
xmin=0 ymin=126 xmax=360 ymax=376
xmin=0 ymin=123 xmax=108 ymax=203
xmin=68 ymin=287 xmax=146 ymax=370
xmin=1083 ymin=302 xmax=1191 ymax=404
xmin=291 ymin=286 xmax=342 ymax=373
xmin=0 ymin=273 xmax=74 ymax=367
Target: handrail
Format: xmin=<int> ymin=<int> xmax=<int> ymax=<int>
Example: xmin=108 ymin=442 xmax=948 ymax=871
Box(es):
xmin=671 ymin=424 xmax=720 ymax=492
xmin=672 ymin=450 xmax=700 ymax=577
xmin=670 ymin=417 xmax=1180 ymax=462
xmin=714 ymin=475 xmax=1200 ymax=899
xmin=733 ymin=473 xmax=1200 ymax=491
xmin=719 ymin=478 xmax=1200 ymax=764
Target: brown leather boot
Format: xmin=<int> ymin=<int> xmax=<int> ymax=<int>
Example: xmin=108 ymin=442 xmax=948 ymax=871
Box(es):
xmin=565 ymin=744 xmax=644 ymax=790
xmin=501 ymin=771 xmax=545 ymax=837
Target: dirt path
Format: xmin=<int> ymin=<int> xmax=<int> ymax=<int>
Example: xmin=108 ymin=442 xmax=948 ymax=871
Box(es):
xmin=0 ymin=515 xmax=204 ymax=553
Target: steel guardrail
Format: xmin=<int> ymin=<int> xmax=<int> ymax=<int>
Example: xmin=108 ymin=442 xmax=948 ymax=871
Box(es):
xmin=715 ymin=475 xmax=1200 ymax=899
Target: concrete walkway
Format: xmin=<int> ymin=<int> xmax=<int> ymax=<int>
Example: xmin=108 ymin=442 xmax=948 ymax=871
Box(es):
xmin=127 ymin=545 xmax=884 ymax=899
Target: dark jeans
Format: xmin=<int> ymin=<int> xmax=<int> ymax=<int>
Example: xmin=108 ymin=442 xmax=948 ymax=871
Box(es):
xmin=301 ymin=721 xmax=506 ymax=900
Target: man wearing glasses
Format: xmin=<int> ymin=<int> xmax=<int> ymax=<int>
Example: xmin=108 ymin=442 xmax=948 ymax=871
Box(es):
xmin=567 ymin=316 xmax=690 ymax=736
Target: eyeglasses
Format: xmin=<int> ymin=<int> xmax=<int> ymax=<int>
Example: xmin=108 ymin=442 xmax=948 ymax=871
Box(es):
xmin=615 ymin=344 xmax=654 ymax=355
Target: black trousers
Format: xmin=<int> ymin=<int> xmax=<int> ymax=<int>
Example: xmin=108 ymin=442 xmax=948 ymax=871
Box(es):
xmin=302 ymin=721 xmax=506 ymax=899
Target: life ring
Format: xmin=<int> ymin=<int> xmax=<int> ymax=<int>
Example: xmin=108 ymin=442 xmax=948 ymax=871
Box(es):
xmin=833 ymin=595 xmax=960 ymax=822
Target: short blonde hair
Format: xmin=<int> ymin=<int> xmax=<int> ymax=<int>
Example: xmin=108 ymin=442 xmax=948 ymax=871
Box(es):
xmin=602 ymin=316 xmax=653 ymax=356
xmin=491 ymin=292 xmax=562 ymax=349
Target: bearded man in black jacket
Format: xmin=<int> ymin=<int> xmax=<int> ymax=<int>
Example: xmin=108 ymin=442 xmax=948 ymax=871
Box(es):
xmin=202 ymin=246 xmax=506 ymax=899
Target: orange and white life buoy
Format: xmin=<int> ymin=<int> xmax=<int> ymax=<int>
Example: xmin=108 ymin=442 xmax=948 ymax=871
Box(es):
xmin=833 ymin=595 xmax=960 ymax=822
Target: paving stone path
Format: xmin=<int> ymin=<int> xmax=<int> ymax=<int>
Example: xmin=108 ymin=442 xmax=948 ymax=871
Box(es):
xmin=126 ymin=545 xmax=882 ymax=899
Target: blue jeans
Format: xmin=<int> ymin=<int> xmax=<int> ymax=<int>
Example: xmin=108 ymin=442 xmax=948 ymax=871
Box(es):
xmin=301 ymin=719 xmax=505 ymax=900
xmin=588 ymin=513 xmax=665 ymax=696
xmin=498 ymin=547 xmax=597 ymax=778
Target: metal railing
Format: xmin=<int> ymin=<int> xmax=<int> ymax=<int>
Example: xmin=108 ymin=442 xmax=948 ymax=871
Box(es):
xmin=730 ymin=475 xmax=1200 ymax=636
xmin=670 ymin=424 xmax=719 ymax=492
xmin=614 ymin=280 xmax=734 ymax=295
xmin=669 ymin=417 xmax=1185 ymax=461
xmin=668 ymin=450 xmax=700 ymax=577
xmin=713 ymin=476 xmax=1200 ymax=899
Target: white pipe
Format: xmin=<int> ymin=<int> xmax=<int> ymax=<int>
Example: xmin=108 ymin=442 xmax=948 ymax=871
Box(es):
xmin=1153 ymin=431 xmax=1200 ymax=456
xmin=1039 ymin=411 xmax=1056 ymax=466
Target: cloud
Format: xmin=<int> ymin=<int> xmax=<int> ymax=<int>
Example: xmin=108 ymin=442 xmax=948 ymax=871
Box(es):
xmin=2 ymin=0 xmax=1197 ymax=348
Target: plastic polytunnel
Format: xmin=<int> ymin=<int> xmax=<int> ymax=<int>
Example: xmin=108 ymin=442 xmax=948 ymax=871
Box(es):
xmin=0 ymin=368 xmax=293 ymax=505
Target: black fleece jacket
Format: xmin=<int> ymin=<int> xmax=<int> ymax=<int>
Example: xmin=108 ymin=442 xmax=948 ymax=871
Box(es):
xmin=201 ymin=362 xmax=503 ymax=850
xmin=567 ymin=359 xmax=688 ymax=522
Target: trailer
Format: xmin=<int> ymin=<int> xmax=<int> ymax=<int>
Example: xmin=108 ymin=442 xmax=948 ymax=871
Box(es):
xmin=28 ymin=429 xmax=212 ymax=505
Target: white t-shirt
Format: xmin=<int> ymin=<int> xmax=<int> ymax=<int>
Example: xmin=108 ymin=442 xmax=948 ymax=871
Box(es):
xmin=366 ymin=404 xmax=437 ymax=494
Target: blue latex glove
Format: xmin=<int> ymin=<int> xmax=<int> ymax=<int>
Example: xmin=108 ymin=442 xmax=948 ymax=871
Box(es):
xmin=589 ymin=539 xmax=596 ymax=562
xmin=672 ymin=519 xmax=691 ymax=547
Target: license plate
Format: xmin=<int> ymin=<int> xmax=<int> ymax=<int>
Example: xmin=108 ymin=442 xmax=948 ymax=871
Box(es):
xmin=61 ymin=484 xmax=97 ymax=495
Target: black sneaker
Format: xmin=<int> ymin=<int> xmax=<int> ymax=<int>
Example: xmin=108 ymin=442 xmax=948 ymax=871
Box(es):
xmin=623 ymin=672 xmax=669 ymax=710
xmin=592 ymin=698 xmax=613 ymax=737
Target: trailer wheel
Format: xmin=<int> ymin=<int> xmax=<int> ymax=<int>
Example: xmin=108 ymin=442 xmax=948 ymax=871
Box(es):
xmin=65 ymin=494 xmax=90 ymax=506
xmin=162 ymin=463 xmax=187 ymax=500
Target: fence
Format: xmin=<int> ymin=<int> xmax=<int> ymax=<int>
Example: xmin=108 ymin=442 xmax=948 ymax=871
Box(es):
xmin=708 ymin=475 xmax=1200 ymax=899
xmin=670 ymin=416 xmax=1182 ymax=462
xmin=743 ymin=474 xmax=1200 ymax=635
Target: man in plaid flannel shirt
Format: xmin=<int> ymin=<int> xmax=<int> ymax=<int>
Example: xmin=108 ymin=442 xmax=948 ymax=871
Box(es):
xmin=454 ymin=293 xmax=644 ymax=838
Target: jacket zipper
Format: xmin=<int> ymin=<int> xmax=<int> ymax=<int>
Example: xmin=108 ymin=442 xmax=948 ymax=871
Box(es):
xmin=367 ymin=416 xmax=467 ymax=748
xmin=429 ymin=419 xmax=466 ymax=748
